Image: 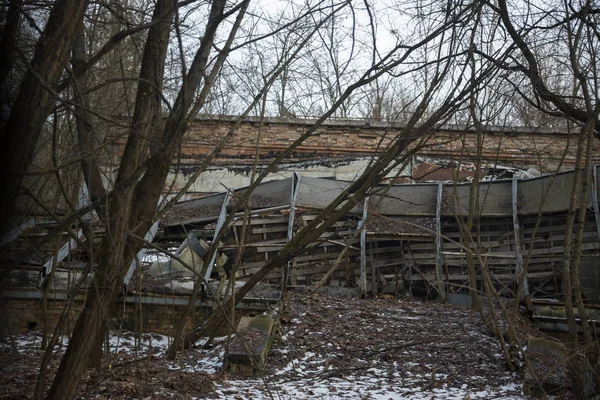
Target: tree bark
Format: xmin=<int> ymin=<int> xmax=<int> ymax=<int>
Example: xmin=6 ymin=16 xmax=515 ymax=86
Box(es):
xmin=45 ymin=1 xmax=175 ymax=398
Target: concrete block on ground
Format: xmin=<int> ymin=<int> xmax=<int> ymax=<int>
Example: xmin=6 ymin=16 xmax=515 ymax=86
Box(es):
xmin=227 ymin=315 xmax=275 ymax=372
xmin=524 ymin=335 xmax=570 ymax=395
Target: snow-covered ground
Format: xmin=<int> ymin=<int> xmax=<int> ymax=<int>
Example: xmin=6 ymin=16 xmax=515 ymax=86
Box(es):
xmin=0 ymin=294 xmax=535 ymax=399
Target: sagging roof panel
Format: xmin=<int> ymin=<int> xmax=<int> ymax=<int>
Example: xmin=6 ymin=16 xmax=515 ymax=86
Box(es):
xmin=229 ymin=177 xmax=293 ymax=210
xmin=442 ymin=181 xmax=512 ymax=217
xmin=369 ymin=184 xmax=437 ymax=216
xmin=519 ymin=170 xmax=592 ymax=215
xmin=162 ymin=192 xmax=227 ymax=226
xmin=295 ymin=177 xmax=363 ymax=212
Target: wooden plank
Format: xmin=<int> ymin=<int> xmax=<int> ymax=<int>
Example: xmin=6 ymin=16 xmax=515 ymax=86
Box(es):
xmin=373 ymin=260 xmax=405 ymax=268
xmin=294 ymin=250 xmax=361 ymax=263
xmin=522 ymin=223 xmax=594 ymax=236
xmin=256 ymin=238 xmax=361 ymax=253
xmin=251 ymin=225 xmax=290 ymax=234
xmin=266 ymin=265 xmax=561 ymax=282
xmin=232 ymin=217 xmax=289 ymax=226
xmin=418 ymin=230 xmax=597 ymax=252
xmin=266 ymin=261 xmax=363 ymax=279
xmin=418 ymin=256 xmax=562 ymax=266
xmin=223 ymin=238 xmax=287 ymax=247
xmin=523 ymin=241 xmax=600 ymax=255
xmin=408 ymin=271 xmax=559 ymax=281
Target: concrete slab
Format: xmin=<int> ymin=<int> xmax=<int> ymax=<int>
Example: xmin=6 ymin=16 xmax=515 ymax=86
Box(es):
xmin=227 ymin=315 xmax=275 ymax=371
xmin=524 ymin=336 xmax=570 ymax=395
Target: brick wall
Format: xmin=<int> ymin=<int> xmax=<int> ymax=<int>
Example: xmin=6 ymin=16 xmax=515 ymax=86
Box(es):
xmin=1 ymin=297 xmax=256 ymax=337
xmin=1 ymin=298 xmax=84 ymax=335
xmin=108 ymin=117 xmax=600 ymax=171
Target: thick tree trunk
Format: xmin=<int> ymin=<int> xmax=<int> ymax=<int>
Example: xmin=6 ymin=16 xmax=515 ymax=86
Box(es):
xmin=45 ymin=2 xmax=176 ymax=398
xmin=45 ymin=219 xmax=131 ymax=399
xmin=0 ymin=0 xmax=87 ymax=236
xmin=46 ymin=0 xmax=234 ymax=395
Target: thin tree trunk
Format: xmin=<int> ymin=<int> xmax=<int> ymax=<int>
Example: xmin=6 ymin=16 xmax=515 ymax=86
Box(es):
xmin=45 ymin=244 xmax=128 ymax=399
xmin=560 ymin=123 xmax=586 ymax=399
xmin=571 ymin=117 xmax=596 ymax=350
xmin=563 ymin=125 xmax=586 ymax=347
xmin=71 ymin=22 xmax=107 ymax=216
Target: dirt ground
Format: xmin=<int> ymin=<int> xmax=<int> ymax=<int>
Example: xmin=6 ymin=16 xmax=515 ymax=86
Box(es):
xmin=0 ymin=293 xmax=571 ymax=399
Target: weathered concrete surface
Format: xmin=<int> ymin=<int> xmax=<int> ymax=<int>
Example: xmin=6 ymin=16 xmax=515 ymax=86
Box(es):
xmin=524 ymin=336 xmax=570 ymax=395
xmin=531 ymin=302 xmax=600 ymax=333
xmin=227 ymin=315 xmax=275 ymax=372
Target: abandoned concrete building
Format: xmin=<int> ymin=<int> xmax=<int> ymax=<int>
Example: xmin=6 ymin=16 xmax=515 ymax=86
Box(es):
xmin=2 ymin=116 xmax=600 ymax=337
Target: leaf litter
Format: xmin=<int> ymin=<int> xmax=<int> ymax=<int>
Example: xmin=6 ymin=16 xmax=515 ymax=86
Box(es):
xmin=0 ymin=293 xmax=562 ymax=399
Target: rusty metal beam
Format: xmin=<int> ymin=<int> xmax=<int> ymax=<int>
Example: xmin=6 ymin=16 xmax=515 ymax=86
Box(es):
xmin=203 ymin=189 xmax=232 ymax=281
xmin=435 ymin=182 xmax=445 ymax=300
xmin=285 ymin=173 xmax=301 ymax=287
xmin=124 ymin=220 xmax=160 ymax=285
xmin=360 ymin=197 xmax=369 ymax=296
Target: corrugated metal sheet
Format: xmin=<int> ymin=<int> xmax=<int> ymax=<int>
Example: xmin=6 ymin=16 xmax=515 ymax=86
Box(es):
xmin=370 ymin=184 xmax=437 ymax=216
xmin=442 ymin=181 xmax=512 ymax=217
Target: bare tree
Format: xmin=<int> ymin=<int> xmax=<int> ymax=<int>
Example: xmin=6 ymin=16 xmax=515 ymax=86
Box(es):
xmin=0 ymin=0 xmax=87 ymax=237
